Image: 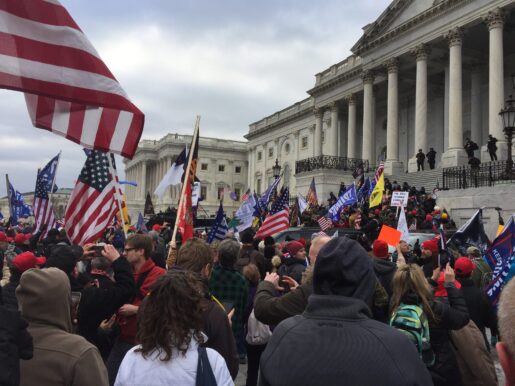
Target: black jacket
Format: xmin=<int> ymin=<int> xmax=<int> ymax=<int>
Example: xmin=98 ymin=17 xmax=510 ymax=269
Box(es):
xmin=77 ymin=256 xmax=136 ymax=357
xmin=2 ymin=271 xmax=21 ymax=310
xmin=259 ymin=295 xmax=432 ymax=386
xmin=0 ymin=302 xmax=33 ymax=386
xmin=278 ymin=258 xmax=306 ymax=283
xmin=236 ymin=246 xmax=267 ymax=280
xmin=373 ymin=258 xmax=396 ymax=298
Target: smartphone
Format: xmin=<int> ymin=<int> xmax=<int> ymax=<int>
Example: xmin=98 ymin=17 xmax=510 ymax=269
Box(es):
xmin=93 ymin=243 xmax=106 ymax=257
xmin=279 ymin=276 xmax=291 ymax=293
xmin=71 ymin=291 xmax=82 ymax=309
xmin=222 ymin=301 xmax=234 ymax=314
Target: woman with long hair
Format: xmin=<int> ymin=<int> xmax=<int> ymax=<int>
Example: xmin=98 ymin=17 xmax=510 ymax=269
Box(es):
xmin=390 ymin=263 xmax=469 ymax=386
xmin=114 ymin=270 xmax=233 ymax=386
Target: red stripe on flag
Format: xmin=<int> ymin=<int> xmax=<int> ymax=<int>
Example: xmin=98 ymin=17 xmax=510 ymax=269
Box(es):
xmin=35 ymin=95 xmax=54 ymax=129
xmin=67 ymin=103 xmax=86 ymax=140
xmin=95 ymin=109 xmax=119 ymax=150
xmin=0 ymin=0 xmax=80 ymax=29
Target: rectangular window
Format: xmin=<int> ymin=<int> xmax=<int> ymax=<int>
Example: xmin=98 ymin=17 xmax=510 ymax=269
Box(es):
xmin=301 ymin=136 xmax=308 ymax=148
xmin=201 ymin=186 xmax=207 ymax=200
xmin=217 ymin=187 xmax=225 ymax=200
xmin=234 ymin=188 xmax=241 ymax=201
xmin=256 ymin=179 xmax=262 ymax=195
xmin=201 ymin=163 xmax=208 ymax=171
xmin=268 ymin=147 xmax=274 ymax=157
xmin=235 ymin=166 xmax=241 ymax=174
xmin=218 ymin=164 xmax=225 ymax=172
xmin=257 ymin=151 xmax=262 ymax=161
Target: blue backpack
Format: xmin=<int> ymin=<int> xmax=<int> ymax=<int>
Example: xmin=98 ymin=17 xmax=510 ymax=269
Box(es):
xmin=390 ymin=303 xmax=435 ymax=367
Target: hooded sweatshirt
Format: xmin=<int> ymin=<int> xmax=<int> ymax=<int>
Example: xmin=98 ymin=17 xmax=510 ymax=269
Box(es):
xmin=17 ymin=268 xmax=108 ymax=386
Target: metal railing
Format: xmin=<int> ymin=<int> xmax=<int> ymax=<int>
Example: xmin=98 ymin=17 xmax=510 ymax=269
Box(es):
xmin=442 ymin=160 xmax=515 ymax=190
xmin=295 ymin=156 xmax=369 ymax=174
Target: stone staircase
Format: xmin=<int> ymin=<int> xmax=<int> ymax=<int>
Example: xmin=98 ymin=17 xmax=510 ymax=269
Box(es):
xmin=385 ymin=168 xmax=443 ymax=192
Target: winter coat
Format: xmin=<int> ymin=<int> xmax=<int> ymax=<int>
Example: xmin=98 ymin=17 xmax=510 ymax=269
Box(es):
xmin=2 ymin=270 xmax=20 ymax=309
xmin=17 ymin=268 xmax=108 ymax=386
xmin=236 ymin=245 xmax=267 ymax=279
xmin=278 ymin=258 xmax=306 ymax=283
xmin=259 ymin=295 xmax=433 ymax=386
xmin=77 ymin=256 xmax=137 ymax=357
xmin=119 ymin=258 xmax=166 ymax=344
xmin=372 ymin=258 xmax=396 ymax=298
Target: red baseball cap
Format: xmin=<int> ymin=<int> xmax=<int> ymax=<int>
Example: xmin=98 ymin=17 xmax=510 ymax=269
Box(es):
xmin=454 ymin=257 xmax=476 ymax=277
xmin=14 ymin=233 xmax=26 ymax=245
xmin=372 ymin=240 xmax=389 ymax=259
xmin=12 ymin=252 xmax=46 ymax=273
xmin=152 ymin=224 xmax=162 ymax=232
xmin=0 ymin=232 xmax=12 ymax=243
xmin=421 ymin=239 xmax=439 ymax=254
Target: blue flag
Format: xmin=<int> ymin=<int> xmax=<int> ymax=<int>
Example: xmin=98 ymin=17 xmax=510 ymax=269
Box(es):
xmin=368 ymin=178 xmax=377 ymax=198
xmin=254 ymin=178 xmax=281 ymax=217
xmin=119 ymin=180 xmax=138 ymax=187
xmin=0 ymin=212 xmax=3 ymax=221
xmin=328 ymin=184 xmax=357 ymax=222
xmin=485 ymin=214 xmax=515 ymax=305
xmin=357 ymin=177 xmax=370 ymax=203
xmin=8 ymin=180 xmax=32 ymax=225
xmin=136 ymin=212 xmax=147 ymax=232
xmin=208 ymin=202 xmax=228 ymax=243
xmin=39 ymin=153 xmax=60 ymax=193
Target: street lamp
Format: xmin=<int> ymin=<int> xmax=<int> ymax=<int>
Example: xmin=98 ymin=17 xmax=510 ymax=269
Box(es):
xmin=499 ymin=95 xmax=515 ymax=179
xmin=272 ymin=158 xmax=281 ymax=179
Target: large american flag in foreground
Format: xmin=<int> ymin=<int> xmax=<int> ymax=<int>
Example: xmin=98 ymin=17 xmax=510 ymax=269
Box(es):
xmin=256 ymin=188 xmax=289 ymax=239
xmin=33 ymin=153 xmax=60 ymax=236
xmin=64 ymin=150 xmax=118 ymax=246
xmin=0 ymin=0 xmax=144 ymax=158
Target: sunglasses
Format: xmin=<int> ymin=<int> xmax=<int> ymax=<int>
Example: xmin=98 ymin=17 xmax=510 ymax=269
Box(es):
xmin=123 ymin=247 xmax=137 ymax=253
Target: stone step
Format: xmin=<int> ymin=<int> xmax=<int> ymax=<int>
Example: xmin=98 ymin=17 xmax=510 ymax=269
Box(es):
xmin=383 ymin=168 xmax=443 ymax=192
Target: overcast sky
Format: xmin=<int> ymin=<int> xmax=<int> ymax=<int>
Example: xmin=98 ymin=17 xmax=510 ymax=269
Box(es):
xmin=0 ymin=0 xmax=391 ymax=195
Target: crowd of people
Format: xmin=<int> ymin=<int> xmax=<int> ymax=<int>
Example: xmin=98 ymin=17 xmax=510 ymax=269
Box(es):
xmin=0 ymin=203 xmax=514 ymax=386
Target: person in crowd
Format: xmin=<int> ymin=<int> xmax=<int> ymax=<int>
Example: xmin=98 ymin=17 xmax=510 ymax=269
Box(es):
xmin=114 ymin=271 xmax=233 ymax=386
xmin=148 ymin=230 xmax=167 ymax=269
xmin=468 ymin=155 xmax=481 ymax=170
xmin=0 ymin=286 xmax=33 ymax=386
xmin=209 ymin=238 xmax=248 ymax=364
xmin=17 ymin=268 xmax=108 ymax=386
xmin=278 ymin=240 xmax=307 ymax=283
xmin=497 ymin=279 xmax=515 ymax=385
xmin=464 ymin=137 xmax=478 ymax=158
xmin=454 ymin=257 xmax=498 ymax=349
xmin=254 ymin=235 xmax=330 ymax=326
xmin=242 ymin=263 xmax=265 ymax=386
xmin=259 ymin=237 xmax=433 ymax=386
xmin=236 ymin=228 xmax=267 ymax=279
xmin=77 ymin=244 xmax=137 ymax=361
xmin=416 ymin=149 xmax=426 ymax=171
xmin=426 ymin=147 xmax=437 ymax=169
xmin=487 ymin=134 xmax=498 ymax=161
xmin=175 ymin=237 xmax=239 ymax=380
xmin=2 ymin=251 xmax=45 ymax=310
xmin=390 ymin=263 xmax=469 ymax=386
xmin=419 ymin=239 xmax=439 ymax=277
xmin=372 ymin=240 xmax=396 ymax=298
xmin=466 ymin=246 xmax=492 ymax=290
xmin=0 ymin=232 xmax=21 ymax=286
xmin=106 ymin=234 xmax=166 ymax=385
xmin=392 ymin=240 xmax=416 ymax=264
xmin=45 ymin=244 xmax=86 ymax=291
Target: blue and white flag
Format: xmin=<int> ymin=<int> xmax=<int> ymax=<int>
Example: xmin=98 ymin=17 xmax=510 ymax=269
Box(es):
xmin=7 ymin=178 xmax=32 ymax=225
xmin=38 ymin=153 xmax=60 ymax=193
xmin=232 ymin=193 xmax=257 ymax=232
xmin=254 ymin=177 xmax=281 ymax=216
xmin=297 ymin=194 xmax=308 ymax=215
xmin=328 ymin=184 xmax=357 ymax=221
xmin=208 ymin=202 xmax=228 ymax=243
xmin=154 ymin=146 xmax=188 ymax=199
xmin=0 ymin=212 xmax=3 ymax=221
xmin=485 ymin=214 xmax=515 ymax=305
xmin=136 ymin=212 xmax=147 ymax=232
xmin=357 ymin=177 xmax=371 ymax=203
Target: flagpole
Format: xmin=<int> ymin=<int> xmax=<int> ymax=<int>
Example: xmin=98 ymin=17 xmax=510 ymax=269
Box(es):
xmin=5 ymin=174 xmax=11 ymax=223
xmin=107 ymin=153 xmax=127 ymax=239
xmin=169 ymin=115 xmax=200 ymax=257
xmin=48 ymin=151 xmax=62 ymax=207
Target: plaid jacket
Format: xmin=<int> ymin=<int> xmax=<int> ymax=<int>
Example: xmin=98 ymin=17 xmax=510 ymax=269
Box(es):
xmin=209 ymin=265 xmax=248 ymax=338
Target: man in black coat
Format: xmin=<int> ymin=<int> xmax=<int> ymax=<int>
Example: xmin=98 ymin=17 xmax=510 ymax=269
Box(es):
xmin=372 ymin=240 xmax=396 ymax=298
xmin=426 ymin=147 xmax=437 ymax=169
xmin=487 ymin=134 xmax=498 ymax=161
xmin=259 ymin=237 xmax=432 ymax=386
xmin=416 ymin=149 xmax=426 ymax=171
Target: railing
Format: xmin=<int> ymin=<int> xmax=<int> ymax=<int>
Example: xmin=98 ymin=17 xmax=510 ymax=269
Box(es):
xmin=295 ymin=156 xmax=369 ymax=174
xmin=442 ymin=160 xmax=515 ymax=190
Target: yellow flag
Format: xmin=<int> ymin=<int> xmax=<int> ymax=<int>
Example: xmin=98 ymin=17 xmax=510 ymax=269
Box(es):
xmin=369 ymin=173 xmax=384 ymax=208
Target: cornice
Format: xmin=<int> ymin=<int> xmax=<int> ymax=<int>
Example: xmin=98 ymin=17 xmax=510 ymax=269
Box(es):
xmin=352 ymin=0 xmax=472 ymax=56
xmin=244 ymin=108 xmax=313 ymax=140
xmin=307 ymin=66 xmax=362 ymax=97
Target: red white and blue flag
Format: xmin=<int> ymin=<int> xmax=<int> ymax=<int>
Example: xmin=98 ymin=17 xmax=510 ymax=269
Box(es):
xmin=0 ymin=0 xmax=144 ymax=158
xmin=256 ymin=188 xmax=289 ymax=238
xmin=33 ymin=153 xmax=60 ymax=237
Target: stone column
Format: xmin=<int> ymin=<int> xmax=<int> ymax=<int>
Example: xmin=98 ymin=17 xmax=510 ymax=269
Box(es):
xmin=293 ymin=132 xmax=300 ymax=174
xmin=346 ymin=94 xmax=357 ymax=159
xmin=409 ymin=45 xmax=429 ymax=172
xmin=141 ymin=160 xmax=147 ymax=200
xmin=384 ymin=58 xmax=403 ymax=175
xmin=248 ymin=147 xmax=253 ymax=192
xmin=470 ymin=67 xmax=482 ymax=147
xmin=484 ymin=9 xmax=506 ymax=161
xmin=329 ymin=102 xmax=339 ymax=157
xmin=442 ymin=27 xmax=467 ymax=167
xmin=361 ymin=70 xmax=375 ymax=166
xmin=314 ymin=108 xmax=323 ymax=157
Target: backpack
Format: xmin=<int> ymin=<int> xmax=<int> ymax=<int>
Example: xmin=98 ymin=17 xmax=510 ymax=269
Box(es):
xmin=390 ymin=303 xmax=435 ymax=367
xmin=245 ymin=309 xmax=272 ymax=346
xmin=235 ymin=250 xmax=255 ymax=273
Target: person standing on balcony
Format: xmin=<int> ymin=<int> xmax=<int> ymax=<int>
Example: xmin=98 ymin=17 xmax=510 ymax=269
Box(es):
xmin=487 ymin=135 xmax=498 ymax=161
xmin=464 ymin=138 xmax=478 ymax=158
xmin=426 ymin=148 xmax=437 ymax=170
xmin=416 ymin=149 xmax=425 ymax=171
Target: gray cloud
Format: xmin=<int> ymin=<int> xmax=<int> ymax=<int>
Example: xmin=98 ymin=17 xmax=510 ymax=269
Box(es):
xmin=0 ymin=0 xmax=390 ymax=195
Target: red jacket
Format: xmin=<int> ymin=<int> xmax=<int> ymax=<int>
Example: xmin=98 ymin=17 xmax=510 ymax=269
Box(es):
xmin=119 ymin=258 xmax=166 ymax=343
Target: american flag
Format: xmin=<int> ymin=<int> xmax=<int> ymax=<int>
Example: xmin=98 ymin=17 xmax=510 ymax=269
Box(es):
xmin=374 ymin=161 xmax=385 ymax=182
xmin=0 ymin=1 xmax=144 ymax=158
xmin=241 ymin=188 xmax=251 ymax=202
xmin=409 ymin=221 xmax=417 ymax=232
xmin=33 ymin=153 xmax=60 ymax=237
xmin=354 ymin=212 xmax=362 ymax=230
xmin=255 ymin=188 xmax=289 ymax=238
xmin=64 ymin=150 xmax=118 ymax=246
xmin=207 ymin=202 xmax=228 ymax=243
xmin=306 ymin=177 xmax=318 ymax=207
xmin=317 ymin=216 xmax=333 ymax=231
xmin=254 ymin=177 xmax=281 ymax=216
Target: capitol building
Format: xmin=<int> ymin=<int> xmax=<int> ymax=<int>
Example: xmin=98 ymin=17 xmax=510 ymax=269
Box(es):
xmin=126 ymin=0 xmax=515 ymax=222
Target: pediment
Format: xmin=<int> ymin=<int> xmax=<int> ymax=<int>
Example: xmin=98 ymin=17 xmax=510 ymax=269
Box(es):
xmin=352 ymin=0 xmax=437 ymax=54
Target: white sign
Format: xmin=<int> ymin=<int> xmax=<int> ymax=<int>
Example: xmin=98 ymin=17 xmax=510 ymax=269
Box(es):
xmin=391 ymin=191 xmax=409 ymax=207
